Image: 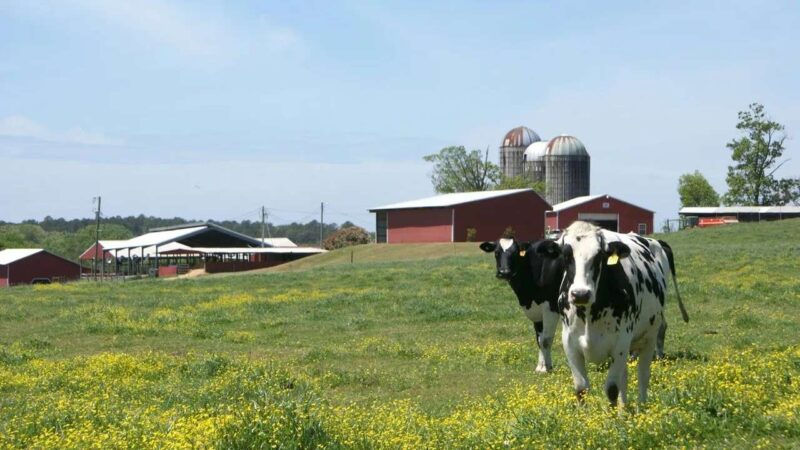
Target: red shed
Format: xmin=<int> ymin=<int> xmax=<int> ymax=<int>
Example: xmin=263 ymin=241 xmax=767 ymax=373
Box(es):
xmin=545 ymin=194 xmax=654 ymax=235
xmin=369 ymin=189 xmax=552 ymax=243
xmin=0 ymin=249 xmax=81 ymax=287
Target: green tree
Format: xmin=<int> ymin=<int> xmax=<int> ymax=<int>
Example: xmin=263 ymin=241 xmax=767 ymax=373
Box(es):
xmin=677 ymin=171 xmax=720 ymax=207
xmin=423 ymin=146 xmax=502 ymax=193
xmin=322 ymin=226 xmax=371 ymax=250
xmin=723 ymin=103 xmax=800 ymax=205
xmin=494 ymin=175 xmax=545 ymax=195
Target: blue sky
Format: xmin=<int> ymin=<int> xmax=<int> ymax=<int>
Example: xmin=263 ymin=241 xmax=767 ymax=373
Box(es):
xmin=1 ymin=0 xmax=798 ymax=229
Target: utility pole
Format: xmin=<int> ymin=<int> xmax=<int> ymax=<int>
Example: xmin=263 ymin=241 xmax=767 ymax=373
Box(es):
xmin=261 ymin=206 xmax=266 ymax=248
xmin=319 ymin=202 xmax=324 ymax=248
xmin=93 ymin=196 xmax=102 ymax=281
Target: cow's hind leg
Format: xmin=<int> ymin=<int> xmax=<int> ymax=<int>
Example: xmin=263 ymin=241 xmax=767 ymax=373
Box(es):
xmin=655 ymin=315 xmax=667 ymax=359
xmin=636 ymin=334 xmax=659 ymax=404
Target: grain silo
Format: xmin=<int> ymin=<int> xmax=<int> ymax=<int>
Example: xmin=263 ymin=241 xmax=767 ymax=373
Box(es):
xmin=499 ymin=126 xmax=540 ymax=178
xmin=523 ymin=140 xmax=549 ymax=185
xmin=544 ymin=135 xmax=590 ymax=204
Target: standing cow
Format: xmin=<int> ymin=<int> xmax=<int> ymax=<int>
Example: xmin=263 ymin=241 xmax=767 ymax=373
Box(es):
xmin=479 ymin=238 xmax=564 ymax=373
xmin=537 ymin=221 xmax=688 ymax=406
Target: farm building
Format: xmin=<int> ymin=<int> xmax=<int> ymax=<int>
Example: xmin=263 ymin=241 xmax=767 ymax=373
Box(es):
xmin=545 ymin=194 xmax=654 ymax=234
xmin=88 ymin=223 xmax=324 ymax=277
xmin=0 ymin=249 xmax=81 ymax=287
xmin=679 ymin=206 xmax=800 ymax=225
xmin=369 ymin=189 xmax=552 ymax=243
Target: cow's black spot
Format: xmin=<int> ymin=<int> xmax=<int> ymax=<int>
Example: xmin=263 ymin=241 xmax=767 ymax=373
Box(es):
xmin=649 ymin=315 xmax=656 ymax=325
xmin=534 ymin=321 xmax=543 ymax=334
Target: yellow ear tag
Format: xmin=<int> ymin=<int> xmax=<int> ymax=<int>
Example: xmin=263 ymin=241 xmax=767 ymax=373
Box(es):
xmin=519 ymin=250 xmax=526 ymax=257
xmin=607 ymin=252 xmax=619 ymax=266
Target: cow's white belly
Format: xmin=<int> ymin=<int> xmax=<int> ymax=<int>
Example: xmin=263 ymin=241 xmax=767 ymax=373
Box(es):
xmin=568 ymin=312 xmax=630 ymax=364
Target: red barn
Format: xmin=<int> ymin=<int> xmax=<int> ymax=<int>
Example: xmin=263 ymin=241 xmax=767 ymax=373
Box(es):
xmin=545 ymin=194 xmax=654 ymax=235
xmin=0 ymin=249 xmax=81 ymax=287
xmin=369 ymin=189 xmax=552 ymax=243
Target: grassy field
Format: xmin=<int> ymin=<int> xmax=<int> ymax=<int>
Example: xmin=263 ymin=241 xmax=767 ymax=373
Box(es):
xmin=1 ymin=219 xmax=799 ymax=448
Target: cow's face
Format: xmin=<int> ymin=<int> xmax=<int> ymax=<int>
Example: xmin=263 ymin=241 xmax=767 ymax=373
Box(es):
xmin=538 ymin=224 xmax=630 ymax=307
xmin=479 ymin=238 xmax=526 ymax=280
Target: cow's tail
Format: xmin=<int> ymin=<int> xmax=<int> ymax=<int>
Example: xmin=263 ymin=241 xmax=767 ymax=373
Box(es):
xmin=658 ymin=239 xmax=689 ymax=323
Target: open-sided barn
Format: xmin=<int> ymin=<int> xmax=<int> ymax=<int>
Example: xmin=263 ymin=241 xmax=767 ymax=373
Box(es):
xmin=0 ymin=249 xmax=81 ymax=287
xmin=545 ymin=194 xmax=654 ymax=234
xmin=369 ymin=189 xmax=552 ymax=243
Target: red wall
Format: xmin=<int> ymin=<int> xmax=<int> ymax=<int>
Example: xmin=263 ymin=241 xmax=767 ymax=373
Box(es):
xmin=5 ymin=252 xmax=81 ymax=286
xmin=79 ymin=243 xmax=113 ymax=261
xmin=386 ymin=208 xmax=452 ymax=243
xmin=552 ymin=195 xmax=653 ymax=234
xmin=453 ymin=191 xmax=551 ymax=242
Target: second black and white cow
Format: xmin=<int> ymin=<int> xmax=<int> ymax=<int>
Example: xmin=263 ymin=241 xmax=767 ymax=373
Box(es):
xmin=537 ymin=221 xmax=688 ymax=406
xmin=479 ymin=238 xmax=564 ymax=373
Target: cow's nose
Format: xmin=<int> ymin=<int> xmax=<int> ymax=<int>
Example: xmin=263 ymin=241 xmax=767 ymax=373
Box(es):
xmin=496 ymin=269 xmax=512 ymax=279
xmin=571 ymin=288 xmax=591 ymax=304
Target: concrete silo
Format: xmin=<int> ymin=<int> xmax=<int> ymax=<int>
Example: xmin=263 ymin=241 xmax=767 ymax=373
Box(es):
xmin=544 ymin=135 xmax=590 ymax=204
xmin=499 ymin=126 xmax=541 ymax=178
xmin=523 ymin=140 xmax=549 ymax=185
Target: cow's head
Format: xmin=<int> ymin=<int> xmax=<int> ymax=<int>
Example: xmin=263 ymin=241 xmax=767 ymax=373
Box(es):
xmin=537 ymin=221 xmax=630 ymax=307
xmin=480 ymin=238 xmax=526 ymax=280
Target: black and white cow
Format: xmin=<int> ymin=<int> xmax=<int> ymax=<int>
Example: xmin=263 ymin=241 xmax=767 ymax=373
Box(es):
xmin=479 ymin=238 xmax=564 ymax=373
xmin=537 ymin=221 xmax=688 ymax=406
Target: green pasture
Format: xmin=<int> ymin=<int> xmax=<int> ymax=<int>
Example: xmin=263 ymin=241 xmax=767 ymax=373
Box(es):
xmin=1 ymin=219 xmax=799 ymax=448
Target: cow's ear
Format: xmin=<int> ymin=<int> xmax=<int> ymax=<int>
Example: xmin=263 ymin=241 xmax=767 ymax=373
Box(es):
xmin=536 ymin=239 xmax=561 ymax=258
xmin=606 ymin=241 xmax=631 ymax=259
xmin=479 ymin=241 xmax=497 ymax=253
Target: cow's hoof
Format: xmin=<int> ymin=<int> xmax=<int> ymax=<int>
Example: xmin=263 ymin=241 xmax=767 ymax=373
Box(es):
xmin=535 ymin=365 xmax=552 ymax=374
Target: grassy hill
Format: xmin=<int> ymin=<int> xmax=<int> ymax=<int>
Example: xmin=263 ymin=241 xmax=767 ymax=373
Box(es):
xmin=1 ymin=219 xmax=798 ymax=448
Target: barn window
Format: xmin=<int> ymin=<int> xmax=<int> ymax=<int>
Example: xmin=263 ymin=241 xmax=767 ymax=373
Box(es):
xmin=602 ymin=202 xmax=610 ymax=209
xmin=638 ymin=223 xmax=647 ymax=234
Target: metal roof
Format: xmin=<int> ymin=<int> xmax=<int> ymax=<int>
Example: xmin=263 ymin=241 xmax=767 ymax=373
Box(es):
xmin=101 ymin=223 xmax=262 ymax=251
xmin=0 ymin=248 xmax=43 ymax=265
xmin=190 ymin=247 xmax=326 ymax=254
xmin=259 ymin=237 xmax=297 ymax=247
xmin=551 ymin=194 xmax=654 ymax=213
xmin=679 ymin=206 xmax=800 ymax=214
xmin=502 ymin=126 xmax=541 ymax=148
xmin=369 ymin=189 xmax=535 ymax=211
xmin=546 ymin=135 xmax=589 ymax=157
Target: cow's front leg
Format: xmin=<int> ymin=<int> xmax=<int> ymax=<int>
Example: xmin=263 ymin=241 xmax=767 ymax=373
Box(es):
xmin=563 ymin=329 xmax=589 ymax=402
xmin=535 ymin=307 xmax=558 ymax=373
xmin=605 ymin=347 xmax=629 ymax=408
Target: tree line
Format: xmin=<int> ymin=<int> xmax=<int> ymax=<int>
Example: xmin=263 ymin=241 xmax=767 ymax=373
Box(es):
xmin=0 ymin=217 xmax=361 ymax=260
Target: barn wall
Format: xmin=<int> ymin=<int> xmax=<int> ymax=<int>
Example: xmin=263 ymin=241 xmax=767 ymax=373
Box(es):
xmin=555 ymin=196 xmax=653 ymax=234
xmin=453 ymin=191 xmax=551 ymax=242
xmin=0 ymin=265 xmax=7 ymax=287
xmin=386 ymin=208 xmax=452 ymax=243
xmin=8 ymin=252 xmax=81 ymax=285
xmin=79 ymin=243 xmax=113 ymax=261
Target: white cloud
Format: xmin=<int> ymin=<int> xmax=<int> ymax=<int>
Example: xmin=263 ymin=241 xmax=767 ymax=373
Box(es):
xmin=0 ymin=115 xmax=123 ymax=146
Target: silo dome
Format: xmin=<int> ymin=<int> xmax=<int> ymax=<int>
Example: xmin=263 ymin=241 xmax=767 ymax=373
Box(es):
xmin=544 ymin=135 xmax=590 ymax=204
xmin=523 ymin=141 xmax=549 ymax=185
xmin=524 ymin=141 xmax=549 ymax=160
xmin=500 ymin=126 xmax=541 ymax=179
xmin=502 ymin=126 xmax=541 ymax=148
xmin=546 ymin=135 xmax=588 ymax=156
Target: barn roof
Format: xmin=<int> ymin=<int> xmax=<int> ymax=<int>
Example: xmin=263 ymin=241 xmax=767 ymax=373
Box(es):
xmin=0 ymin=248 xmax=43 ymax=265
xmin=369 ymin=189 xmax=537 ymax=211
xmin=551 ymin=194 xmax=654 ymax=213
xmin=101 ymin=222 xmax=262 ymax=251
xmin=679 ymin=206 xmax=800 ymax=215
xmin=259 ymin=237 xmax=297 ymax=247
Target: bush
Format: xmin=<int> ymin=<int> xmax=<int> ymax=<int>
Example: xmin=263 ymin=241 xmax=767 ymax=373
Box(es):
xmin=322 ymin=226 xmax=370 ymax=250
xmin=465 ymin=228 xmax=477 ymax=242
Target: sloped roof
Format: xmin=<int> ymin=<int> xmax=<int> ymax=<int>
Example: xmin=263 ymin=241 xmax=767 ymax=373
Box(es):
xmin=679 ymin=206 xmax=800 ymax=214
xmin=0 ymin=248 xmax=43 ymax=265
xmin=259 ymin=237 xmax=297 ymax=247
xmin=369 ymin=189 xmax=536 ymax=211
xmin=551 ymin=194 xmax=654 ymax=213
xmin=102 ymin=223 xmax=262 ymax=251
